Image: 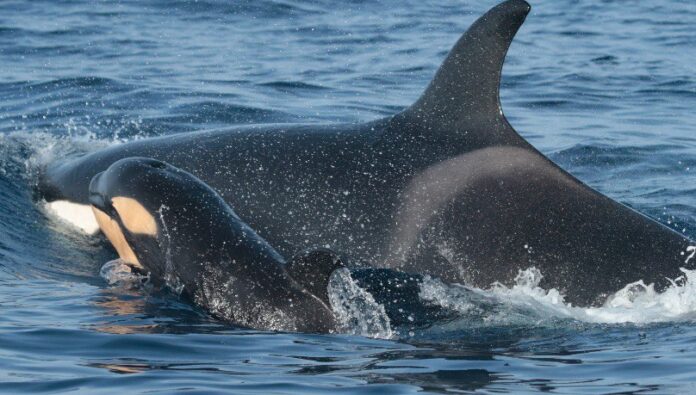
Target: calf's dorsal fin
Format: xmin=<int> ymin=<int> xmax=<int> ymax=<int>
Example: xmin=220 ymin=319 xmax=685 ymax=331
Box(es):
xmin=394 ymin=0 xmax=531 ymax=147
xmin=286 ymin=248 xmax=344 ymax=307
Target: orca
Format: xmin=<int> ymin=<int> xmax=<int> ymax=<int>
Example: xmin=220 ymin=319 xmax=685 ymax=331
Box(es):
xmin=89 ymin=157 xmax=343 ymax=332
xmin=39 ymin=0 xmax=694 ymax=307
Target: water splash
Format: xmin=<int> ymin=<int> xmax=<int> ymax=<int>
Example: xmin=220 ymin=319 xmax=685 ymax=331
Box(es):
xmin=419 ymin=266 xmax=696 ymax=328
xmin=0 ymin=130 xmax=113 ymax=182
xmin=328 ymin=268 xmax=393 ymax=339
xmin=0 ymin=130 xmax=116 ymax=235
xmin=418 ymin=271 xmax=568 ymax=330
xmin=99 ymin=259 xmax=149 ymax=287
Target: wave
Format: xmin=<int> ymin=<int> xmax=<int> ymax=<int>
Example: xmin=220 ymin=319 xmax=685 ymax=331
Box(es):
xmin=0 ymin=130 xmax=121 ymax=281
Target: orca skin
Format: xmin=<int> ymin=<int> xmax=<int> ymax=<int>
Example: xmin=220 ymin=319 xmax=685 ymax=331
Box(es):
xmin=39 ymin=0 xmax=694 ymax=306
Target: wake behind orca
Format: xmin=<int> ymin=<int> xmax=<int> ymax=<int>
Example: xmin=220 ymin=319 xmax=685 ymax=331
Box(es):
xmin=38 ymin=0 xmax=694 ymax=308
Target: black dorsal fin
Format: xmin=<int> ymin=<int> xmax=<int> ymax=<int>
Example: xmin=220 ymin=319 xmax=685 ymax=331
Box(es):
xmin=286 ymin=248 xmax=345 ymax=306
xmin=394 ymin=0 xmax=531 ymax=145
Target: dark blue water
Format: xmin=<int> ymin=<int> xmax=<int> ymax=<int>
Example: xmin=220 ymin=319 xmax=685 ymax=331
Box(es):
xmin=1 ymin=0 xmax=695 ymax=393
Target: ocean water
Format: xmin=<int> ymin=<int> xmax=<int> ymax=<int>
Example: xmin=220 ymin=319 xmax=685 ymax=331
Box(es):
xmin=1 ymin=0 xmax=695 ymax=393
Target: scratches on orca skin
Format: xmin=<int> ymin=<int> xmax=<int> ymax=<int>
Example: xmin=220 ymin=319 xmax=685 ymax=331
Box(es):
xmin=91 ymin=206 xmax=143 ymax=269
xmin=156 ymin=204 xmax=184 ymax=295
xmin=111 ymin=197 xmax=158 ymax=236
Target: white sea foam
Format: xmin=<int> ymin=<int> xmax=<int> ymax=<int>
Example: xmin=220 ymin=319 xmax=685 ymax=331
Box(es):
xmin=419 ymin=264 xmax=696 ymax=326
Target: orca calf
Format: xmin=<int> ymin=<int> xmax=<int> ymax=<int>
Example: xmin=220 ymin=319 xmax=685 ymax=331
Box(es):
xmin=89 ymin=157 xmax=343 ymax=332
xmin=40 ymin=0 xmax=694 ymax=307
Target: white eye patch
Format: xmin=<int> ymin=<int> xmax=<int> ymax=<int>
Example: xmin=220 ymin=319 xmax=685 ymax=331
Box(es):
xmin=44 ymin=200 xmax=100 ymax=234
xmin=111 ymin=197 xmax=158 ymax=236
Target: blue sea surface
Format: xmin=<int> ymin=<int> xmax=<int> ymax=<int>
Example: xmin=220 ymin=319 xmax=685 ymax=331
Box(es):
xmin=1 ymin=0 xmax=695 ymax=393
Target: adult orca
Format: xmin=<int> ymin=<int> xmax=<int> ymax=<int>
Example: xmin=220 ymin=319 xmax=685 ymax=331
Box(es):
xmin=39 ymin=0 xmax=694 ymax=307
